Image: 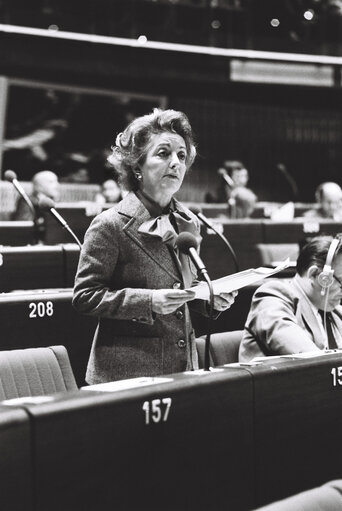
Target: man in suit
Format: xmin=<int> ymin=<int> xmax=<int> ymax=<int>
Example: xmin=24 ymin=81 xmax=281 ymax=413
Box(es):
xmin=303 ymin=182 xmax=342 ymax=221
xmin=12 ymin=170 xmax=60 ymax=221
xmin=239 ymin=236 xmax=342 ymax=362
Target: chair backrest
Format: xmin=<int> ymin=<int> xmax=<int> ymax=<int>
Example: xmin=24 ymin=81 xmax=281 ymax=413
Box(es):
xmin=0 ymin=346 xmax=78 ymax=401
xmin=254 ymin=480 xmax=342 ymax=511
xmin=196 ymin=330 xmax=243 ymax=368
xmin=255 ymin=243 xmax=299 ymax=266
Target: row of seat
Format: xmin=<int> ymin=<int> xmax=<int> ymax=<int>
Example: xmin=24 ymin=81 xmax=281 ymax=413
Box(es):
xmin=0 ymin=332 xmax=242 ymax=402
xmin=0 ymin=283 xmax=255 ymax=388
xmin=0 ymin=181 xmax=100 ymax=220
xmin=1 ymin=345 xmax=342 ymax=510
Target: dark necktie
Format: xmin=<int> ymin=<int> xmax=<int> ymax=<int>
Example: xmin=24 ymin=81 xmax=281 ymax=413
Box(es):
xmin=318 ymin=310 xmax=338 ymax=349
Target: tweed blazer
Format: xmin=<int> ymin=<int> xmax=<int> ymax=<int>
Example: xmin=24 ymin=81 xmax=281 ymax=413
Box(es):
xmin=73 ymin=191 xmax=206 ymax=383
xmin=239 ymin=276 xmax=342 ymax=362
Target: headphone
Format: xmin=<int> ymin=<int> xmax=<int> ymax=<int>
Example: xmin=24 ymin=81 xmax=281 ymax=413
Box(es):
xmin=317 ymin=235 xmax=342 ymax=293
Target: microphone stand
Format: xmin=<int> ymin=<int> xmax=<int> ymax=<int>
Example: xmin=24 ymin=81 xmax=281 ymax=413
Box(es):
xmin=50 ymin=208 xmax=83 ymax=249
xmin=201 ymin=270 xmax=214 ymax=371
xmin=11 ymin=180 xmax=36 ymax=217
xmin=198 ymin=214 xmax=239 ymax=272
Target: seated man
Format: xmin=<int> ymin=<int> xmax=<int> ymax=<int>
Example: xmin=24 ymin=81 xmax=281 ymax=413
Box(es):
xmin=12 ymin=170 xmax=60 ymax=221
xmin=303 ymin=182 xmax=342 ymax=221
xmin=228 ymin=186 xmax=257 ymax=219
xmin=216 ymin=160 xmax=250 ymax=202
xmin=239 ymin=236 xmax=342 ymax=362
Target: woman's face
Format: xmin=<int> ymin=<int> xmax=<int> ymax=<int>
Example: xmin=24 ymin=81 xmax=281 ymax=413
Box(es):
xmin=138 ymin=132 xmax=188 ymax=205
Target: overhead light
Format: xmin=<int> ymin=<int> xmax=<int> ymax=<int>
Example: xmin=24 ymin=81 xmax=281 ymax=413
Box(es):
xmin=303 ymin=9 xmax=315 ymax=20
xmin=270 ymin=18 xmax=280 ymax=28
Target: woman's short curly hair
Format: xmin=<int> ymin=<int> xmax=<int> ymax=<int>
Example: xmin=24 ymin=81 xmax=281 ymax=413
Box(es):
xmin=107 ymin=108 xmax=196 ymax=191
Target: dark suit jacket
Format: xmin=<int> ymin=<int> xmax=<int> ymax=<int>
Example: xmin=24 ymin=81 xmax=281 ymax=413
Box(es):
xmin=73 ymin=191 xmax=207 ymax=383
xmin=239 ymin=276 xmax=342 ymax=362
xmin=12 ymin=195 xmax=37 ymax=221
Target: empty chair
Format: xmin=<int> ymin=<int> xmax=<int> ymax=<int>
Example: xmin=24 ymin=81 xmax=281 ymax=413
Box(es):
xmin=196 ymin=330 xmax=243 ymax=368
xmin=254 ymin=480 xmax=342 ymax=511
xmin=0 ymin=346 xmax=78 ymax=401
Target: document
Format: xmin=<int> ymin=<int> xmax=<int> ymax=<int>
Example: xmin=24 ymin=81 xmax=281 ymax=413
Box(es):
xmin=189 ymin=258 xmax=290 ymax=300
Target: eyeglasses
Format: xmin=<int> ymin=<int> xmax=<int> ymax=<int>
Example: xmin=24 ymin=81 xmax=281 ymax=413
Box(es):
xmin=333 ymin=275 xmax=342 ymax=290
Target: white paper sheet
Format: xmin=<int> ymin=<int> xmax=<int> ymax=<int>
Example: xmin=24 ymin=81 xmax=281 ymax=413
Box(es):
xmin=189 ymin=258 xmax=290 ymax=300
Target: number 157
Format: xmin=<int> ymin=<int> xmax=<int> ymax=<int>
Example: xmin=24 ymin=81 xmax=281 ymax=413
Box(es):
xmin=142 ymin=398 xmax=172 ymax=425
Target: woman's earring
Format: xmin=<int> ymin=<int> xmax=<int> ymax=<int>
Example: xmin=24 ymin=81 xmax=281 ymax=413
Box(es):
xmin=135 ymin=172 xmax=142 ymax=181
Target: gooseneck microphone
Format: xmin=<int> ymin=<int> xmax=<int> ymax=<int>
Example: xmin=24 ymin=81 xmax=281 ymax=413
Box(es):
xmin=190 ymin=205 xmax=239 ymax=272
xmin=176 ymin=232 xmax=213 ymax=371
xmin=276 ymin=163 xmax=299 ymax=200
xmin=4 ymin=169 xmax=35 ymax=216
xmin=217 ymin=168 xmax=234 ymax=189
xmin=38 ymin=196 xmax=82 ymax=249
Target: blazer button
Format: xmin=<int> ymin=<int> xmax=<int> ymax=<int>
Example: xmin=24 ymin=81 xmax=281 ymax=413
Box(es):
xmin=176 ymin=310 xmax=184 ymax=320
xmin=173 ymin=282 xmax=181 ymax=289
xmin=177 ymin=339 xmax=186 ymax=349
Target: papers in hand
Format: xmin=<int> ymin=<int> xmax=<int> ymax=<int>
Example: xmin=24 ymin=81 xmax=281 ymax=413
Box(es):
xmin=189 ymin=258 xmax=290 ymax=301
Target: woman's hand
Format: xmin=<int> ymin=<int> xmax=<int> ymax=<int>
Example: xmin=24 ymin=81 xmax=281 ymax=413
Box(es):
xmin=212 ymin=290 xmax=238 ymax=312
xmin=152 ymin=289 xmax=196 ymax=315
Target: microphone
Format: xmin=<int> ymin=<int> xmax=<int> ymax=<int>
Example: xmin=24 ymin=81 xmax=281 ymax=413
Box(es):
xmin=38 ymin=196 xmax=82 ymax=249
xmin=276 ymin=163 xmax=299 ymax=200
xmin=176 ymin=232 xmax=208 ymax=278
xmin=217 ymin=168 xmax=235 ymax=189
xmin=189 ymin=206 xmax=239 ymax=272
xmin=4 ymin=169 xmax=35 ymax=216
xmin=176 ymin=232 xmax=213 ymax=371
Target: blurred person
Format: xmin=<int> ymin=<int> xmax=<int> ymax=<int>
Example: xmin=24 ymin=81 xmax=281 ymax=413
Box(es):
xmin=95 ymin=179 xmax=122 ymax=204
xmin=303 ymin=182 xmax=342 ymax=221
xmin=225 ymin=160 xmax=249 ymax=188
xmin=228 ymin=186 xmax=257 ymax=219
xmin=216 ymin=160 xmax=250 ymax=202
xmin=73 ymin=108 xmax=237 ymax=383
xmin=239 ymin=236 xmax=342 ymax=362
xmin=12 ymin=170 xmax=60 ymax=221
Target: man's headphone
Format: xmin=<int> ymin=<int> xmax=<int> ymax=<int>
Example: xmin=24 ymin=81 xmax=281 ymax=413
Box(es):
xmin=317 ymin=235 xmax=342 ymax=292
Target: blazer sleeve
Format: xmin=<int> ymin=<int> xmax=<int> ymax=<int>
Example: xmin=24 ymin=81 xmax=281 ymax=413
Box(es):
xmin=246 ymin=286 xmax=321 ymax=355
xmin=72 ymin=213 xmax=155 ymax=325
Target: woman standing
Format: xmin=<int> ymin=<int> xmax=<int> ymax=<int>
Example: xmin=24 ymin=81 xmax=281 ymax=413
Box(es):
xmin=73 ymin=108 xmax=236 ymax=383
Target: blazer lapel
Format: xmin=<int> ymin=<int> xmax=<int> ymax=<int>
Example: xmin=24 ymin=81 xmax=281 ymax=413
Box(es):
xmin=292 ymin=278 xmax=325 ymax=348
xmin=118 ymin=192 xmax=182 ymax=281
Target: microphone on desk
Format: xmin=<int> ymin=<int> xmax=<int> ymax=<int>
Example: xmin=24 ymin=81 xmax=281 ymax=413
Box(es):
xmin=176 ymin=232 xmax=213 ymax=371
xmin=189 ymin=206 xmax=239 ymax=272
xmin=38 ymin=196 xmax=82 ymax=249
xmin=4 ymin=169 xmax=36 ymax=216
xmin=276 ymin=163 xmax=299 ymax=200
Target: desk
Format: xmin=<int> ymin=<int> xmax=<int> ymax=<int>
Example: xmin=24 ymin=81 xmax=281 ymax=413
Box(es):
xmin=0 ymin=405 xmax=33 ymax=511
xmin=0 ymin=289 xmax=95 ymax=386
xmin=43 ymin=203 xmax=110 ymax=245
xmin=17 ymin=369 xmax=254 ymax=511
xmin=234 ymin=353 xmax=342 ymax=507
xmin=200 ymin=220 xmax=263 ymax=278
xmin=4 ymin=352 xmax=342 ymax=511
xmin=0 ymin=245 xmax=64 ymax=292
xmin=0 ymin=244 xmax=80 ymax=292
xmin=262 ymin=219 xmax=342 ymax=244
xmin=0 ymin=221 xmax=35 ymax=246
